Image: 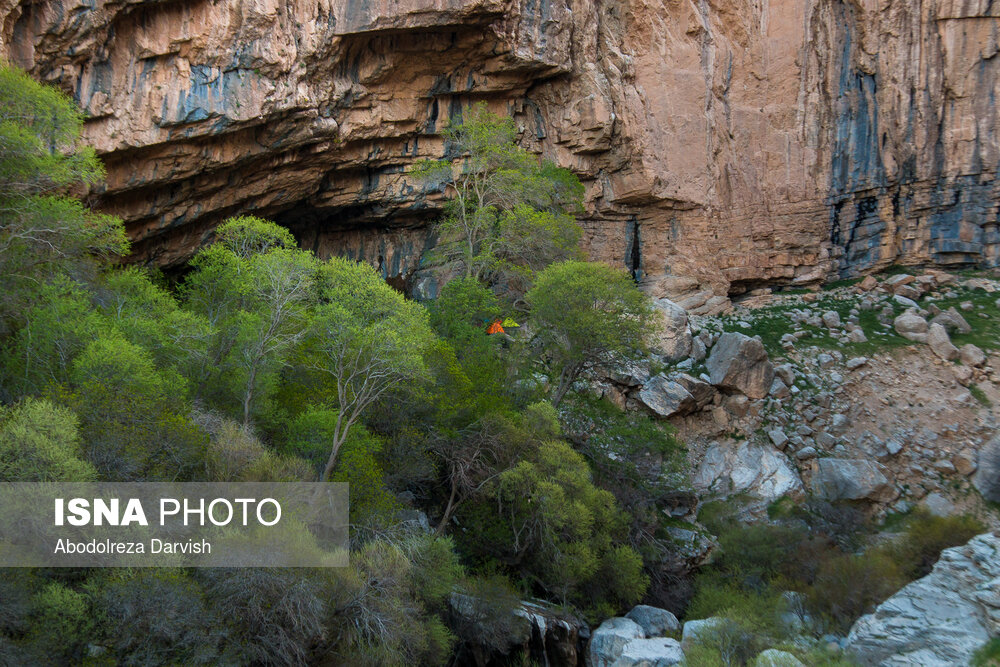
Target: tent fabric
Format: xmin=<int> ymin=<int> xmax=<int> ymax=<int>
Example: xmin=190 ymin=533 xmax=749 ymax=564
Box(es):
xmin=486 ymin=320 xmax=505 ymax=335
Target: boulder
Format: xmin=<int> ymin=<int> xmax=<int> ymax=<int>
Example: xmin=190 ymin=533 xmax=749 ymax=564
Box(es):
xmin=921 ymin=492 xmax=956 ymax=517
xmin=637 ymin=374 xmax=697 ymax=418
xmin=694 ymin=441 xmax=802 ymax=502
xmin=652 ymin=298 xmax=693 ymax=361
xmin=768 ymin=429 xmax=789 ymax=449
xmin=753 ymin=649 xmax=806 ymax=667
xmin=973 ymin=436 xmax=1000 ymax=503
xmin=959 ymin=344 xmax=986 ymax=367
xmin=673 ymin=373 xmax=716 ymax=409
xmin=847 ymin=533 xmax=1000 ymax=666
xmin=893 ymin=311 xmax=929 ymax=343
xmin=927 ymin=323 xmax=959 ymax=361
xmin=449 ymin=595 xmax=588 ymax=666
xmin=859 ymin=275 xmax=879 ymax=291
xmin=930 ymin=307 xmax=972 ymax=335
xmin=625 ymin=605 xmax=681 ymax=637
xmin=604 ymin=359 xmax=652 ymax=387
xmin=613 ymin=638 xmax=684 ymax=666
xmin=681 ymin=617 xmax=726 ymax=649
xmin=822 ymin=310 xmax=842 ymax=328
xmin=589 ymin=617 xmax=645 ymax=667
xmin=705 ymin=332 xmax=775 ymax=399
xmin=894 ymin=284 xmax=921 ymax=301
xmin=810 ymin=459 xmax=895 ymax=502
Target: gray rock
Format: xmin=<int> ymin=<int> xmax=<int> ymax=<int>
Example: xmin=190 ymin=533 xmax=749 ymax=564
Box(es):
xmin=822 ymin=310 xmax=842 ymax=328
xmin=637 ymin=374 xmax=696 ymax=418
xmin=605 ymin=359 xmax=652 ymax=387
xmin=589 ymin=617 xmax=645 ymax=667
xmin=768 ymin=429 xmax=789 ymax=449
xmin=795 ymin=446 xmax=818 ymax=460
xmin=927 ymin=323 xmax=959 ymax=361
xmin=694 ymin=441 xmax=802 ymax=502
xmin=769 ymin=377 xmax=790 ymax=398
xmin=931 ymin=307 xmax=972 ymax=334
xmin=753 ymin=649 xmax=806 ymax=667
xmin=810 ymin=458 xmax=895 ymax=502
xmin=886 ymin=439 xmax=904 ymax=456
xmin=973 ymin=436 xmax=1000 ymax=503
xmin=847 ymin=533 xmax=1000 ymax=666
xmin=652 ymin=298 xmax=693 ymax=361
xmin=893 ymin=294 xmax=920 ymax=309
xmin=848 ymin=328 xmax=869 ymax=343
xmin=959 ymin=344 xmax=986 ymax=367
xmin=673 ymin=373 xmax=716 ymax=409
xmin=690 ymin=337 xmax=707 ymax=362
xmin=846 ymin=356 xmax=868 ymax=369
xmin=625 ymin=605 xmax=681 ymax=637
xmin=775 ymin=364 xmax=796 ymax=386
xmin=894 ymin=284 xmax=921 ymax=301
xmin=921 ymin=492 xmax=956 ymax=517
xmin=894 ymin=311 xmax=929 ymax=342
xmin=829 ymin=413 xmax=850 ymax=434
xmin=614 ymin=638 xmax=684 ymax=666
xmin=817 ymin=353 xmax=835 ymax=368
xmin=706 ymin=332 xmax=775 ymax=399
xmin=681 ymin=618 xmax=726 ymax=648
xmin=815 ymin=431 xmax=836 ymax=447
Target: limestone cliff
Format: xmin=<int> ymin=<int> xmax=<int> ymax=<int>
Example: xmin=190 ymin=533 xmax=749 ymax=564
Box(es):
xmin=3 ymin=0 xmax=998 ymax=299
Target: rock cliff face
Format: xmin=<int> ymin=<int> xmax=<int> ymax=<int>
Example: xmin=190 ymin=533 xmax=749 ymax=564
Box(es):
xmin=3 ymin=0 xmax=999 ymax=296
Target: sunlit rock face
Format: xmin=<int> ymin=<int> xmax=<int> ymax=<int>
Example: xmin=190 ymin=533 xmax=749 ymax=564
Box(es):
xmin=3 ymin=0 xmax=998 ymax=295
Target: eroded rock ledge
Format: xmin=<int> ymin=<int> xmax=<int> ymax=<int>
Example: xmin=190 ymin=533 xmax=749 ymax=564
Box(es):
xmin=3 ymin=0 xmax=999 ymax=297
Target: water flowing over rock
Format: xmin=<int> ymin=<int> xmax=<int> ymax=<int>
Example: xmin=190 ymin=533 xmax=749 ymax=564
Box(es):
xmin=449 ymin=594 xmax=589 ymax=666
xmin=4 ymin=0 xmax=999 ymax=291
xmin=846 ymin=532 xmax=1000 ymax=666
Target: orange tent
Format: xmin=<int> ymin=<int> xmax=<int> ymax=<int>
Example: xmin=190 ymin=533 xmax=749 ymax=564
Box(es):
xmin=485 ymin=320 xmax=505 ymax=335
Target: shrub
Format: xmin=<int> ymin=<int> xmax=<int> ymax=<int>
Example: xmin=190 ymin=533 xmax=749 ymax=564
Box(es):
xmin=28 ymin=582 xmax=93 ymax=658
xmin=883 ymin=509 xmax=984 ymax=578
xmin=199 ymin=568 xmax=326 ymax=666
xmin=0 ymin=398 xmax=95 ymax=481
xmin=99 ymin=570 xmax=220 ymax=665
xmin=805 ymin=552 xmax=905 ymax=634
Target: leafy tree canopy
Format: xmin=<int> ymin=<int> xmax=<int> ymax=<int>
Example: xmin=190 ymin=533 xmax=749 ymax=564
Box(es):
xmin=526 ymin=260 xmax=658 ymax=406
xmin=414 ymin=103 xmax=584 ymax=297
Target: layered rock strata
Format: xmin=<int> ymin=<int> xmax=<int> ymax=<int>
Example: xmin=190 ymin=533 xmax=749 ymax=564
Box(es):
xmin=3 ymin=0 xmax=998 ymax=296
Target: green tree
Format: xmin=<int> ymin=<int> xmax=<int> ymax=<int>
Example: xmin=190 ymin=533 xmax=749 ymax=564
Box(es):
xmin=0 ymin=397 xmax=96 ymax=481
xmin=302 ymin=257 xmax=434 ymax=481
xmin=415 ymin=103 xmax=583 ymax=291
xmin=0 ymin=65 xmax=127 ymax=322
xmin=460 ymin=437 xmax=648 ymax=618
xmin=1 ymin=278 xmax=102 ymax=397
xmin=184 ymin=216 xmax=316 ymax=425
xmin=526 ymin=260 xmax=658 ymax=406
xmin=66 ymin=334 xmax=206 ymax=480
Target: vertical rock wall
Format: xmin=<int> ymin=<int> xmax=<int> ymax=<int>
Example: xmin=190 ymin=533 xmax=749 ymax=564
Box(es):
xmin=2 ymin=0 xmax=998 ymax=295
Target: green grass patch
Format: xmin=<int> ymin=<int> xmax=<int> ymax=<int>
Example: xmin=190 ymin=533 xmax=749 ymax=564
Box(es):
xmin=972 ymin=637 xmax=1000 ymax=666
xmin=933 ymin=288 xmax=1000 ymax=351
xmin=970 ymin=384 xmax=991 ymax=407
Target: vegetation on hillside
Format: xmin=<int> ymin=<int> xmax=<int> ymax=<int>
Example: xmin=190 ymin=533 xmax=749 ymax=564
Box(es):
xmin=0 ymin=66 xmax=988 ymax=666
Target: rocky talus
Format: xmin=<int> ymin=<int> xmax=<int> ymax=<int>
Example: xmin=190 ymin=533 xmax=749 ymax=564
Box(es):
xmin=3 ymin=0 xmax=999 ymax=296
